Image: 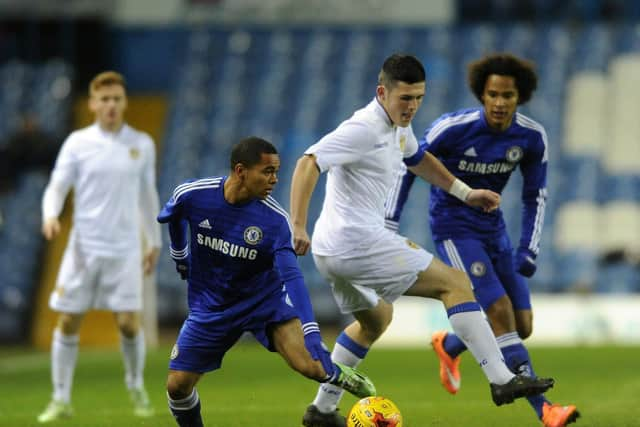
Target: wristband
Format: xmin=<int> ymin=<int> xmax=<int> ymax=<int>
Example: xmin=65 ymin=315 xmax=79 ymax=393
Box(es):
xmin=449 ymin=178 xmax=472 ymax=202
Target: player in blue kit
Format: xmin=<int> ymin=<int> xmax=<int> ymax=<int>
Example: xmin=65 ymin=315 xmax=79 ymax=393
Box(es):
xmin=385 ymin=54 xmax=579 ymax=427
xmin=158 ymin=137 xmax=375 ymax=427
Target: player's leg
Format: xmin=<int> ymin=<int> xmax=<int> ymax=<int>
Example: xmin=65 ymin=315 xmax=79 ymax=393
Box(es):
xmin=430 ymin=238 xmax=522 ymax=389
xmin=270 ymin=318 xmax=329 ymax=379
xmin=167 ymin=369 xmax=204 ymax=427
xmin=167 ymin=314 xmax=243 ymax=426
xmin=38 ymin=245 xmax=93 ymax=423
xmin=37 ymin=312 xmax=83 ymax=423
xmin=114 ymin=310 xmax=153 ymax=417
xmin=102 ymin=253 xmax=153 ymax=417
xmin=514 ymin=307 xmax=533 ymax=340
xmin=303 ymin=252 xmax=394 ymax=427
xmin=406 ymin=255 xmax=553 ymax=405
xmin=497 ymin=261 xmax=579 ymax=425
xmin=269 ymin=317 xmax=375 ymax=398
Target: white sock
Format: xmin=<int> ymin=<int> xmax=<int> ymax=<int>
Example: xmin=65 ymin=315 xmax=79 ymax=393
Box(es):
xmin=120 ymin=330 xmax=145 ymax=390
xmin=312 ymin=341 xmax=363 ymax=413
xmin=51 ymin=329 xmax=79 ymax=403
xmin=448 ymin=311 xmax=515 ymax=385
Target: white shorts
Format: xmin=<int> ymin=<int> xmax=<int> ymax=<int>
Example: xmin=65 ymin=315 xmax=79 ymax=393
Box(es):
xmin=313 ymin=229 xmax=433 ymax=314
xmin=49 ymin=239 xmax=143 ymax=313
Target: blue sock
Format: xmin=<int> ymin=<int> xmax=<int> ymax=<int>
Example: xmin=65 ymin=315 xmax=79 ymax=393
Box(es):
xmin=497 ymin=332 xmax=549 ymax=419
xmin=325 ymin=332 xmax=370 ymax=383
xmin=336 ymin=332 xmax=369 ymax=359
xmin=442 ymin=333 xmax=467 ymax=358
xmin=168 ymin=388 xmax=204 ymax=427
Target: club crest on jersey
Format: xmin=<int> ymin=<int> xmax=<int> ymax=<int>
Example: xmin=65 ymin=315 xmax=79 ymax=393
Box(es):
xmin=505 ymin=146 xmax=523 ymax=163
xmin=243 ymin=226 xmax=263 ymax=245
xmin=170 ymin=344 xmax=179 ymax=360
xmin=129 ymin=148 xmax=140 ymax=159
xmin=405 ymin=239 xmax=420 ymax=249
xmin=470 ymin=261 xmax=486 ymax=277
xmin=399 ymin=135 xmax=407 ymax=151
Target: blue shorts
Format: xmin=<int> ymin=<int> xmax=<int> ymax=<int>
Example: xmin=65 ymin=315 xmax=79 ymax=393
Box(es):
xmin=169 ymin=285 xmax=299 ymax=373
xmin=435 ymin=233 xmax=531 ymax=311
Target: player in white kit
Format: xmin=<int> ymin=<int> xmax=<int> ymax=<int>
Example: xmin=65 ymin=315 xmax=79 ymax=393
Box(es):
xmin=292 ymin=54 xmax=554 ymax=427
xmin=37 ymin=71 xmax=161 ymax=423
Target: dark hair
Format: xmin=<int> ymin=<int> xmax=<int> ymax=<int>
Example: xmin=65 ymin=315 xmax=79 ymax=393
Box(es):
xmin=230 ymin=136 xmax=278 ymax=170
xmin=468 ymin=53 xmax=538 ymax=105
xmin=378 ymin=53 xmax=426 ymax=89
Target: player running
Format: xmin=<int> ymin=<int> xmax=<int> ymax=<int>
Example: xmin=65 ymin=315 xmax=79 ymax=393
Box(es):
xmin=291 ymin=53 xmax=554 ymax=427
xmin=386 ymin=53 xmax=579 ymax=427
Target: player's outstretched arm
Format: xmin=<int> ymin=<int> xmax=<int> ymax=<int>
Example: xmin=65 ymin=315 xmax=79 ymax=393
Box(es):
xmin=409 ymin=152 xmax=500 ymax=212
xmin=290 ymin=154 xmax=320 ymax=256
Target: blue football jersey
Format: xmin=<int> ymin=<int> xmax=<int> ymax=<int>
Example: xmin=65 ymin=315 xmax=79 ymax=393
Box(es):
xmin=388 ymin=108 xmax=547 ymax=255
xmin=158 ymin=176 xmax=296 ymax=320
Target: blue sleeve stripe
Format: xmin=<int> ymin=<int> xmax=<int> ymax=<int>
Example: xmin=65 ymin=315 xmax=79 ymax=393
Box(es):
xmin=426 ymin=111 xmax=480 ymax=144
xmin=403 ymin=146 xmax=424 ymax=166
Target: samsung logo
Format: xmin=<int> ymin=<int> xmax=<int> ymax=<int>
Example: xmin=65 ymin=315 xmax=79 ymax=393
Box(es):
xmin=196 ymin=233 xmax=258 ymax=260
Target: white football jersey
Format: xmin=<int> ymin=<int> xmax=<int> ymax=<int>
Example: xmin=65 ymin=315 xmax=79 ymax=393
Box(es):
xmin=42 ymin=123 xmax=161 ymax=256
xmin=306 ymin=98 xmax=420 ymax=256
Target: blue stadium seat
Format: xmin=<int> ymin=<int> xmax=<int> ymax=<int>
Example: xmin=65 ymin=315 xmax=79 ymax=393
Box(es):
xmin=596 ymin=264 xmax=639 ymax=293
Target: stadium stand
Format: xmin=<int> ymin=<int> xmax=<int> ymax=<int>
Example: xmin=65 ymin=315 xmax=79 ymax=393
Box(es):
xmin=0 ymin=60 xmax=73 ymax=341
xmin=1 ymin=3 xmax=639 ymax=333
xmin=152 ymin=21 xmax=640 ymax=318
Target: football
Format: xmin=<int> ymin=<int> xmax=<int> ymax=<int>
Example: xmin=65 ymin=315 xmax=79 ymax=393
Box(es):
xmin=347 ymin=396 xmax=403 ymax=427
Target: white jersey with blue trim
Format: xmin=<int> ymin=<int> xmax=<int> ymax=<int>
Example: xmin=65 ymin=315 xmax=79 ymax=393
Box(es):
xmin=305 ymin=97 xmax=422 ymax=256
xmin=387 ymin=108 xmax=547 ymax=254
xmin=42 ymin=123 xmax=161 ymax=256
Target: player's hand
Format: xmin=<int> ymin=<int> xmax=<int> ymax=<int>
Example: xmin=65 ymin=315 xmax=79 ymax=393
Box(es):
xmin=143 ymin=247 xmax=160 ymax=276
xmin=515 ymin=247 xmax=537 ymax=277
xmin=293 ymin=225 xmax=311 ymax=256
xmin=173 ymin=258 xmax=190 ymax=280
xmin=465 ymin=189 xmax=500 ymax=213
xmin=42 ymin=217 xmax=61 ymax=240
xmin=303 ymin=324 xmax=334 ymax=376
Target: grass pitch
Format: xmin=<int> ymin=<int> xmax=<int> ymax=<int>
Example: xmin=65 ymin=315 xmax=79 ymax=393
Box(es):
xmin=1 ymin=342 xmax=637 ymax=426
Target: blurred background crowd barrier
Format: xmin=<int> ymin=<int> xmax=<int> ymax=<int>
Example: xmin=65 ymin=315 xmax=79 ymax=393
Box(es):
xmin=0 ymin=0 xmax=639 ymax=345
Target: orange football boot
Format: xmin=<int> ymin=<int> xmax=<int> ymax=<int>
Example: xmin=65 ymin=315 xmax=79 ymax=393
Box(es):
xmin=431 ymin=331 xmax=461 ymax=394
xmin=542 ymin=402 xmax=580 ymax=427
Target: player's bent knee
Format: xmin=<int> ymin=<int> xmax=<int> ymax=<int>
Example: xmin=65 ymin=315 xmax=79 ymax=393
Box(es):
xmin=166 ymin=372 xmax=198 ymax=400
xmin=56 ymin=313 xmax=82 ymax=335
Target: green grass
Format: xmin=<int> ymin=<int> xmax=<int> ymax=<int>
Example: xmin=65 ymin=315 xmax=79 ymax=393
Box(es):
xmin=1 ymin=343 xmax=638 ymax=426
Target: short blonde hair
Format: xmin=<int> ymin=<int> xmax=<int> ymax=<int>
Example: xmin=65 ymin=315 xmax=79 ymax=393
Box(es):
xmin=89 ymin=71 xmax=126 ymax=96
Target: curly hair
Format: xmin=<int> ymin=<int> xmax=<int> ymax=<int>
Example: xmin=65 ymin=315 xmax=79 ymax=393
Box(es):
xmin=467 ymin=53 xmax=538 ymax=105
